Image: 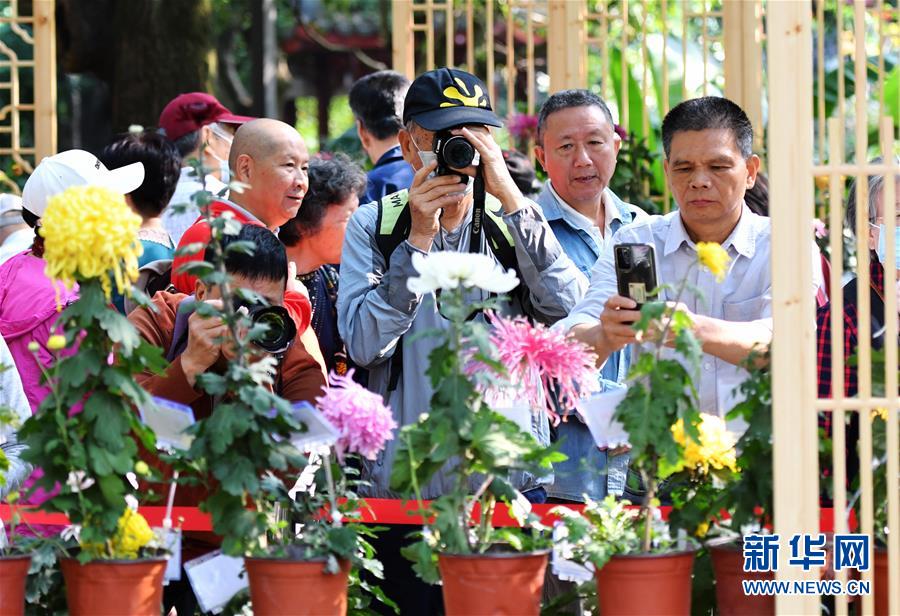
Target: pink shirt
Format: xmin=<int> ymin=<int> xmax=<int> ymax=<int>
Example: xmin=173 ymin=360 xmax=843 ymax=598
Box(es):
xmin=0 ymin=251 xmax=78 ymax=415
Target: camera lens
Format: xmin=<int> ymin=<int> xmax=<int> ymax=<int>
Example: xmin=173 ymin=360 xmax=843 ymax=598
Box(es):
xmin=441 ymin=136 xmax=476 ymax=169
xmin=247 ymin=304 xmax=296 ymax=354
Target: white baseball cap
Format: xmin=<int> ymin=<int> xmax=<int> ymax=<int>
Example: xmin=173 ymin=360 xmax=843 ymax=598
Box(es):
xmin=0 ymin=193 xmax=23 ymax=217
xmin=21 ymin=149 xmax=145 ymax=218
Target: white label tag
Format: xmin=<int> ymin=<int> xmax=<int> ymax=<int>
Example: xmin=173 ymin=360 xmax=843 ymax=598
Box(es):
xmin=288 ymin=401 xmax=339 ymax=451
xmin=551 ymin=523 xmax=595 ymax=583
xmin=155 ymin=527 xmax=181 ymax=582
xmin=139 ymin=396 xmax=196 ymax=451
xmin=184 ymin=550 xmax=247 ymax=614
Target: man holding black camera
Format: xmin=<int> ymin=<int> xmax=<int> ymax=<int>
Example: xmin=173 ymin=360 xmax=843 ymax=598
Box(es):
xmin=130 ymin=225 xmax=326 ymax=418
xmin=337 ymin=67 xmax=585 ymax=613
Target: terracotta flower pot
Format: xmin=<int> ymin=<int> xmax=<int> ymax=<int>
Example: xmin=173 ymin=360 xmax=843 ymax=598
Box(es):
xmin=60 ymin=557 xmax=166 ymax=616
xmin=710 ymin=542 xmax=774 ymax=615
xmin=0 ymin=554 xmax=31 ymax=616
xmin=438 ymin=550 xmax=549 ymax=616
xmin=245 ymin=557 xmax=351 ymax=616
xmin=874 ymin=547 xmax=888 ymax=616
xmin=595 ymin=550 xmax=695 ymax=615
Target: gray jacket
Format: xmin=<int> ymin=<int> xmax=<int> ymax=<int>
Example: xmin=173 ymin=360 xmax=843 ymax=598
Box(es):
xmin=336 ymin=194 xmax=587 ymax=498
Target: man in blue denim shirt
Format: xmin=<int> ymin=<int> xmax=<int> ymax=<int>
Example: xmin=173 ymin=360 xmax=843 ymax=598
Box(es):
xmin=533 ymin=90 xmax=648 ymax=503
xmin=349 ymin=71 xmax=416 ymax=203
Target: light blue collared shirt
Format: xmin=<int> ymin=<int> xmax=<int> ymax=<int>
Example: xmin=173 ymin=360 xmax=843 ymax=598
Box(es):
xmin=560 ymin=205 xmax=818 ymax=429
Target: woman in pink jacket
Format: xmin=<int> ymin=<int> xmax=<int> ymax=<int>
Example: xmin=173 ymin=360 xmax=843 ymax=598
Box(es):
xmin=0 ymin=150 xmax=142 ymax=415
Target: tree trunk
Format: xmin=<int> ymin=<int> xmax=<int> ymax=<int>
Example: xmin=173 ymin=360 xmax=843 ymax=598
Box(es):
xmin=58 ymin=0 xmax=213 ymax=144
xmin=111 ymin=0 xmax=213 ymax=132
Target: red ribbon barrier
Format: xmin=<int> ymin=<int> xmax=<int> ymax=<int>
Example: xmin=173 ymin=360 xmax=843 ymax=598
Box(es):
xmin=1 ymin=502 xmax=855 ymax=533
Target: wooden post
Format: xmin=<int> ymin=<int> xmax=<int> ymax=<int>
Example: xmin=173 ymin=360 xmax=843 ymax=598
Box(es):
xmin=767 ymin=2 xmax=819 ymax=614
xmin=547 ymin=0 xmax=584 ymax=92
xmin=392 ymin=1 xmax=415 ymax=79
xmin=723 ymin=0 xmax=763 ymax=152
xmin=33 ymin=0 xmax=56 ymax=159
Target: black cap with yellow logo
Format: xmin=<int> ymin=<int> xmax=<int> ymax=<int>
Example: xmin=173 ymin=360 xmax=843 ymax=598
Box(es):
xmin=402 ymin=67 xmax=503 ymax=131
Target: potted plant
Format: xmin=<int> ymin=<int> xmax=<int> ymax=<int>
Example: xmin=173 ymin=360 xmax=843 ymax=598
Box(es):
xmin=17 ymin=185 xmax=172 ymax=615
xmin=555 ymin=242 xmax=738 ymax=615
xmin=689 ymin=353 xmax=776 ymax=616
xmin=173 ymin=187 xmax=395 ymax=615
xmin=389 ymin=251 xmax=596 ymax=616
xmin=244 ymin=371 xmax=398 ymax=615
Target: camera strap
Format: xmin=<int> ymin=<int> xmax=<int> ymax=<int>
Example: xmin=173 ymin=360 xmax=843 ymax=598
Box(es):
xmin=469 ymin=166 xmax=486 ymax=254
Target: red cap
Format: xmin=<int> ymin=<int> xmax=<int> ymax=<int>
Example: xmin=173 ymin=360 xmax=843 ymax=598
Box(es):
xmin=158 ymin=92 xmax=255 ymax=141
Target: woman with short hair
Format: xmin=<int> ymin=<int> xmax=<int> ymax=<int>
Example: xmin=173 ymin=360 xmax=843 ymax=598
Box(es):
xmin=279 ymin=154 xmax=366 ymax=376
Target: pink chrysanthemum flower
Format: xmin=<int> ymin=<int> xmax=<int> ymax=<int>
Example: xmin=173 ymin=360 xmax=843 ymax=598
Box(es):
xmin=316 ymin=370 xmax=397 ymax=460
xmin=507 ymin=113 xmax=539 ymax=140
xmin=488 ymin=313 xmax=600 ymax=425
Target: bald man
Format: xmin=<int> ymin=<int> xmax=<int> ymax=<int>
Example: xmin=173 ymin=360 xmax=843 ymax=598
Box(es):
xmin=167 ymin=120 xmax=324 ymax=374
xmin=171 ymin=119 xmax=310 ymax=293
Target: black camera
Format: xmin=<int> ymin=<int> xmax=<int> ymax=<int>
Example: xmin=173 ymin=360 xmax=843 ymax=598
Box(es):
xmin=433 ymin=129 xmax=477 ymax=177
xmin=234 ymin=299 xmax=296 ymax=355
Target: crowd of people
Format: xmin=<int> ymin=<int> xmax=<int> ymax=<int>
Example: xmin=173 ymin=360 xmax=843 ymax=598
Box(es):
xmin=0 ymin=65 xmax=896 ymax=613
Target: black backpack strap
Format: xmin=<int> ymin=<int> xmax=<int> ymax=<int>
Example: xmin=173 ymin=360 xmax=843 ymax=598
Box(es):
xmin=374 ymin=189 xmax=412 ymax=267
xmin=375 ymin=190 xmax=413 ymax=392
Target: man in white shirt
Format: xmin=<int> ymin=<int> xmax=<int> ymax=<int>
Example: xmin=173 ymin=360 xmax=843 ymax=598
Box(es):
xmin=0 ymin=194 xmax=34 ymax=265
xmin=561 ymin=96 xmax=818 ymax=422
xmin=158 ymin=92 xmax=253 ymax=243
xmin=532 ymin=90 xmax=647 ymax=503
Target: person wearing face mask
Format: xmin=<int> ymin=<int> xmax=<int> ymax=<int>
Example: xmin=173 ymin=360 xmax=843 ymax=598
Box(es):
xmin=816 ymin=157 xmax=899 ymax=496
xmin=817 ymin=157 xmax=900 ymax=401
xmin=158 ymin=92 xmax=254 ymax=244
xmin=337 ymin=67 xmax=586 ymax=615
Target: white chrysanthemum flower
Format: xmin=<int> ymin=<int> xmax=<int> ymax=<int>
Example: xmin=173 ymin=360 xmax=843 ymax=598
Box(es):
xmin=407 ymin=251 xmax=519 ymax=295
xmin=66 ymin=470 xmax=95 ymax=493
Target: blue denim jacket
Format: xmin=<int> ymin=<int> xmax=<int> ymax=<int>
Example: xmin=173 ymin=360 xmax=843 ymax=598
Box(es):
xmin=535 ymin=182 xmax=647 ymax=501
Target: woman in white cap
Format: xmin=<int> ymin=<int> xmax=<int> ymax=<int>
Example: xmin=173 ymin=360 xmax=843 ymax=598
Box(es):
xmin=0 ymin=194 xmax=34 ymax=265
xmin=0 ymin=150 xmax=143 ymax=415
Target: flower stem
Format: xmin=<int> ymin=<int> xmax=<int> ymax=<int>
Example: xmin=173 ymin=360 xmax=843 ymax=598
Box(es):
xmin=654 ymin=266 xmax=694 ymax=363
xmin=641 ymin=467 xmax=656 ymax=553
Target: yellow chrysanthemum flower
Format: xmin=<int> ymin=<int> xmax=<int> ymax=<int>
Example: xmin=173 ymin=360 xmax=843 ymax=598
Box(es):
xmin=112 ymin=508 xmax=154 ymax=559
xmin=40 ymin=185 xmax=143 ymax=300
xmin=872 ymin=407 xmax=889 ymax=421
xmin=696 ymin=242 xmax=730 ymax=282
xmin=80 ymin=508 xmax=154 ymax=559
xmin=671 ymin=414 xmax=738 ymax=474
xmin=46 ymin=334 xmax=66 ymax=351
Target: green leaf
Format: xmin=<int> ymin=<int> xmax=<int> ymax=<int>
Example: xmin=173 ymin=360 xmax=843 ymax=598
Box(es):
xmin=213 ymin=457 xmax=258 ymax=495
xmin=175 ymin=242 xmax=206 ymax=258
xmin=97 ymin=474 xmax=124 ymax=507
xmin=97 ymin=308 xmax=141 ymax=349
xmin=175 ymin=261 xmax=215 ymax=277
xmin=224 ymin=240 xmax=257 ymax=256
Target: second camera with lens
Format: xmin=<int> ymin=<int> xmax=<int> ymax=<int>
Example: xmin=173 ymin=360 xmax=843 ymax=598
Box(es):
xmin=233 ymin=298 xmax=297 ymax=355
